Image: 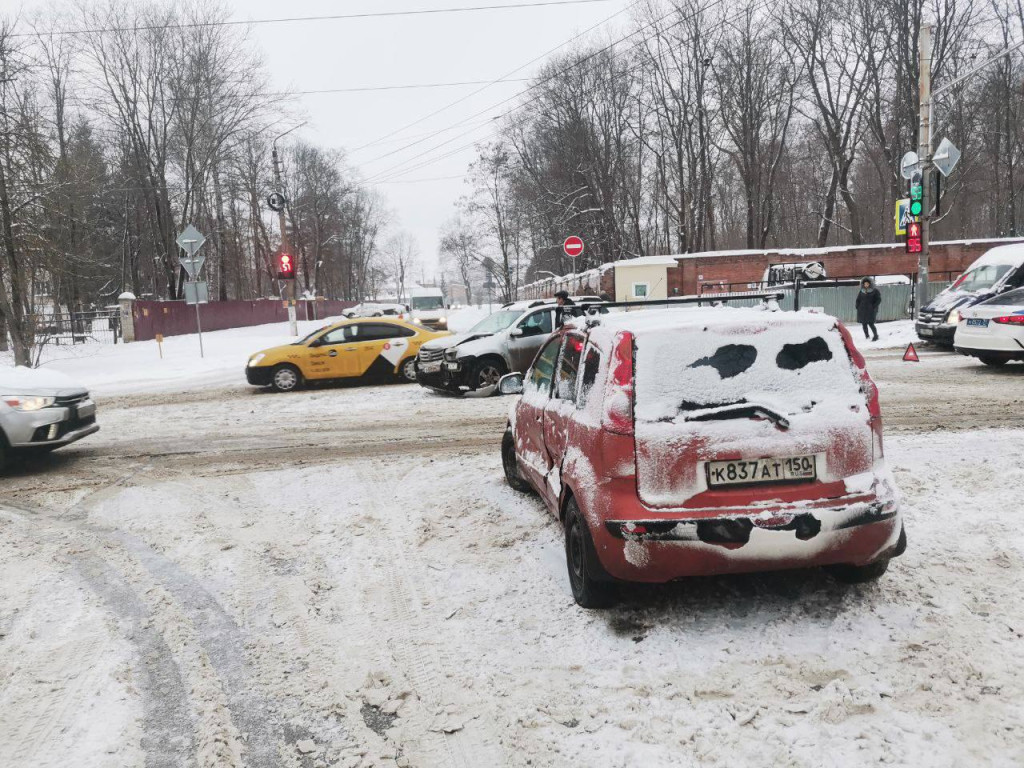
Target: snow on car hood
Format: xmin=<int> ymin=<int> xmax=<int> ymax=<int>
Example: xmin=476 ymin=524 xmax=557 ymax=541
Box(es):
xmin=420 ymin=332 xmax=493 ymax=352
xmin=0 ymin=365 xmax=86 ymax=395
xmin=924 ymin=288 xmax=990 ymax=314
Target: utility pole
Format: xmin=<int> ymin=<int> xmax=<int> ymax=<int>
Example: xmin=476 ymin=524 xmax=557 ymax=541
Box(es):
xmin=916 ymin=23 xmax=933 ymax=318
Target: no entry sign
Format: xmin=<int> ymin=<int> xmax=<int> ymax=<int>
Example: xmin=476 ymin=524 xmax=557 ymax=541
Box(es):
xmin=563 ymin=236 xmax=584 ymax=258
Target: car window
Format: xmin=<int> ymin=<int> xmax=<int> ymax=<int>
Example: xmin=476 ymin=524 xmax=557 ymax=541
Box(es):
xmin=356 ymin=323 xmax=413 ymax=341
xmin=951 ymin=264 xmax=1012 ymax=292
xmin=527 ymin=336 xmax=561 ymax=395
xmin=986 ymin=286 xmax=1024 ymax=306
xmin=517 ymin=310 xmax=552 ymax=337
xmin=578 ymin=346 xmax=602 ymax=407
xmin=554 ymin=335 xmax=584 ymax=401
xmin=321 ymin=325 xmax=356 ymax=344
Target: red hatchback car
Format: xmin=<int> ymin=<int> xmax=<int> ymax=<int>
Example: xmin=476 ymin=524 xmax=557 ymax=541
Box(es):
xmin=499 ymin=306 xmax=906 ymax=607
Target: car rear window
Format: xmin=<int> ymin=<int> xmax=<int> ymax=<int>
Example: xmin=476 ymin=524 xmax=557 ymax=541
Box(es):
xmin=633 ymin=322 xmax=861 ymax=423
xmin=983 ymin=287 xmax=1024 ymax=306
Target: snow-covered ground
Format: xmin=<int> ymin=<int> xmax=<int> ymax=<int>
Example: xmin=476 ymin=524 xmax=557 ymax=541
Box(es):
xmin=1 ymin=347 xmax=1022 ymax=767
xmin=1 ymin=307 xmax=1022 ymax=767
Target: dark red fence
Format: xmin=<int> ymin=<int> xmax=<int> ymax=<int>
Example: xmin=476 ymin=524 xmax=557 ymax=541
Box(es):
xmin=131 ymin=299 xmax=356 ymax=342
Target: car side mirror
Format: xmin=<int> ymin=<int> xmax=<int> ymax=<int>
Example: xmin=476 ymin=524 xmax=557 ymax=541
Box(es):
xmin=498 ymin=372 xmax=524 ymax=395
xmin=509 ymin=327 xmax=524 ymax=338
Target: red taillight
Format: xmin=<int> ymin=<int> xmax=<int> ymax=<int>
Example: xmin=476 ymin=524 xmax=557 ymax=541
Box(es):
xmin=602 ymin=331 xmax=634 ymax=435
xmin=993 ymin=315 xmax=1024 ymax=325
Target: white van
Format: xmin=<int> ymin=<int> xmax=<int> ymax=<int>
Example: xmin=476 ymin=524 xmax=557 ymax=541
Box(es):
xmin=409 ymin=287 xmax=447 ymax=330
xmin=916 ymin=243 xmax=1024 ymax=345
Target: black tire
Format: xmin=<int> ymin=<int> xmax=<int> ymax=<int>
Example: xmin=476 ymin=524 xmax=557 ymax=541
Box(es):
xmin=399 ymin=357 xmax=418 ymax=383
xmin=469 ymin=357 xmax=506 ymax=393
xmin=827 ymin=558 xmax=890 ymax=584
xmin=270 ymin=364 xmax=302 ymax=393
xmin=564 ymin=498 xmax=615 ymax=608
xmin=0 ymin=436 xmax=7 ymax=473
xmin=979 ymin=356 xmax=1008 ymax=368
xmin=501 ymin=430 xmax=533 ymax=493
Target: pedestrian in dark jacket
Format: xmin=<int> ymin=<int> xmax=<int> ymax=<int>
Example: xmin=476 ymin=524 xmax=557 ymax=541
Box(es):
xmin=856 ymin=277 xmax=881 ymax=341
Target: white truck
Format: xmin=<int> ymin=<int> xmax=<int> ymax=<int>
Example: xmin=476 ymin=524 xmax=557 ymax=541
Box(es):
xmin=409 ymin=287 xmax=448 ymax=330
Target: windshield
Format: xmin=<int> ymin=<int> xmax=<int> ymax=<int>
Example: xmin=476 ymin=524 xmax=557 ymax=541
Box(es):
xmin=633 ymin=324 xmax=861 ymax=422
xmin=293 ymin=326 xmax=330 ymax=345
xmin=951 ymin=264 xmax=1012 ymax=293
xmin=468 ymin=310 xmax=522 ymax=334
xmin=411 ymin=296 xmax=443 ymax=310
xmin=983 ymin=287 xmax=1024 ymax=306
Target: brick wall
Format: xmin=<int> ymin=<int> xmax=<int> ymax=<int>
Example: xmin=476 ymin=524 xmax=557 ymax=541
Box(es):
xmin=670 ymin=239 xmax=1022 ymax=295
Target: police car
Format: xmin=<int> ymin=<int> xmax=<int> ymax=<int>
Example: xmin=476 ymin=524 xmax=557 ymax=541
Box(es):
xmin=954 ymin=287 xmax=1024 ymax=367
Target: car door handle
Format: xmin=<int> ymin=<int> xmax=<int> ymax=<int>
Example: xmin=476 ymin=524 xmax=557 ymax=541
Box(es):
xmin=345 ymin=347 xmax=357 ymax=351
xmin=329 ymin=350 xmax=338 ymax=357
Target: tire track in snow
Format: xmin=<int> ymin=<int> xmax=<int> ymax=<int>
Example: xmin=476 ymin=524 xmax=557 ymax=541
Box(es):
xmin=345 ymin=462 xmax=508 ymax=768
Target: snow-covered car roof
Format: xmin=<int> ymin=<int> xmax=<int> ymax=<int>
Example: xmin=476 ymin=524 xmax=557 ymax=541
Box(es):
xmin=578 ymin=306 xmax=839 ymax=347
xmin=969 ymin=243 xmax=1024 ymax=269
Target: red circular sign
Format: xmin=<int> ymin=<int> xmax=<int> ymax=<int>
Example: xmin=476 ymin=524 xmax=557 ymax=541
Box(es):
xmin=563 ymin=236 xmax=584 ymax=258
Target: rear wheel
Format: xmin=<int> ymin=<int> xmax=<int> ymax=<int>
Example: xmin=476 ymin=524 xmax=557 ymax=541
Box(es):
xmin=828 ymin=558 xmax=890 ymax=584
xmin=470 ymin=358 xmax=505 ymax=393
xmin=565 ymin=499 xmax=615 ymax=608
xmin=271 ymin=364 xmax=301 ymax=393
xmin=0 ymin=436 xmax=7 ymax=473
xmin=979 ymin=356 xmax=1008 ymax=368
xmin=501 ymin=430 xmax=532 ymax=493
xmin=400 ymin=357 xmax=418 ymax=383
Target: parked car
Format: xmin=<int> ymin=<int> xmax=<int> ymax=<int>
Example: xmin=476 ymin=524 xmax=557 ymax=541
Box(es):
xmin=343 ymin=302 xmax=407 ymax=319
xmin=246 ymin=317 xmax=451 ymax=392
xmin=416 ymin=297 xmax=603 ymax=395
xmin=954 ymin=287 xmax=1024 ymax=367
xmin=498 ymin=306 xmax=905 ymax=607
xmin=0 ymin=366 xmax=99 ymax=471
xmin=916 ymin=244 xmax=1024 ymax=345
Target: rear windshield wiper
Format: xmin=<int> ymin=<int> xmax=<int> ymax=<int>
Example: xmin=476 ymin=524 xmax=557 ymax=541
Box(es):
xmin=683 ymin=403 xmax=791 ymax=430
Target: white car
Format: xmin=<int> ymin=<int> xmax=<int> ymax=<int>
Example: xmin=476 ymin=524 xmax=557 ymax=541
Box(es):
xmin=343 ymin=302 xmax=407 ymax=319
xmin=954 ymin=287 xmax=1024 ymax=367
xmin=0 ymin=366 xmax=99 ymax=471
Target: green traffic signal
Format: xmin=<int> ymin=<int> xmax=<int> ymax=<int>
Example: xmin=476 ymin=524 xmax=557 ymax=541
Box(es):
xmin=910 ymin=199 xmax=923 ymax=216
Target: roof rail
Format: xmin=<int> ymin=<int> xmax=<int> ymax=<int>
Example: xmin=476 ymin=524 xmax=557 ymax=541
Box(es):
xmin=570 ymin=291 xmax=784 ymax=313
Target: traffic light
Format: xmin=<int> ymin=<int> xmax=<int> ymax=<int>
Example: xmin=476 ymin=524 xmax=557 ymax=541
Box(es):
xmin=906 ymin=221 xmax=922 ymax=254
xmin=909 ymin=171 xmax=924 ymax=217
xmin=277 ymin=252 xmax=295 ymax=280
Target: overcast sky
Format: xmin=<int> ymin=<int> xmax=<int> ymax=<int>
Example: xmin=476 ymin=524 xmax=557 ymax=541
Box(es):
xmin=37 ymin=0 xmax=633 ymax=279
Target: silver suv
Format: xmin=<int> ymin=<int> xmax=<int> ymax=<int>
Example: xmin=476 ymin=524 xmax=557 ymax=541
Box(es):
xmin=0 ymin=370 xmax=99 ymax=471
xmin=416 ymin=298 xmax=603 ymax=395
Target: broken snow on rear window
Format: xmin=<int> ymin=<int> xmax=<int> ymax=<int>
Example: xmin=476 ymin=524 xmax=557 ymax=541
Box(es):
xmin=688 ymin=344 xmax=757 ymax=379
xmin=633 ymin=320 xmax=860 ymax=423
xmin=776 ymin=336 xmax=832 ymax=370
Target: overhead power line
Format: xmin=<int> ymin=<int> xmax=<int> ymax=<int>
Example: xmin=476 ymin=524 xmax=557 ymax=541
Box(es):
xmin=362 ymin=0 xmax=749 ymax=184
xmin=15 ymin=0 xmax=615 ymax=38
xmin=349 ymin=0 xmax=646 ymax=154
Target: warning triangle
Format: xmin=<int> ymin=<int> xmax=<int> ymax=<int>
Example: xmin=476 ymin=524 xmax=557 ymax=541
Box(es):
xmin=903 ymin=343 xmax=920 ymax=362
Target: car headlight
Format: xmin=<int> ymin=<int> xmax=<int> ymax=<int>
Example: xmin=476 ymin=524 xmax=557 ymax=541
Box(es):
xmin=439 ymin=316 xmax=447 ymax=324
xmin=1 ymin=395 xmax=56 ymax=411
xmin=946 ymin=309 xmax=961 ymax=325
xmin=248 ymin=353 xmax=266 ymax=367
xmin=444 ymin=349 xmax=458 ymax=361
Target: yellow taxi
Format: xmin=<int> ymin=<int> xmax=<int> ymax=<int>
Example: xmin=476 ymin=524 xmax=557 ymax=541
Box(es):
xmin=245 ymin=317 xmax=451 ymax=392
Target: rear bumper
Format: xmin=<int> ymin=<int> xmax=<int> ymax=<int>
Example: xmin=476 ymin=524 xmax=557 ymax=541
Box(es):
xmin=590 ymin=501 xmax=903 ymax=583
xmin=245 ymin=366 xmax=273 ymax=386
xmin=916 ymin=320 xmax=955 ymax=344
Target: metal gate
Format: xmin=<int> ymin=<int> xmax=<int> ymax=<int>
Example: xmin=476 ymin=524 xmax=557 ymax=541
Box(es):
xmin=32 ymin=311 xmax=122 ymax=345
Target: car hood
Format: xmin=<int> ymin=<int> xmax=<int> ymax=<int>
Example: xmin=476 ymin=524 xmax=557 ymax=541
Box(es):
xmin=924 ymin=288 xmax=993 ymax=314
xmin=420 ymin=332 xmax=494 ymax=352
xmin=0 ymin=366 xmax=88 ymax=397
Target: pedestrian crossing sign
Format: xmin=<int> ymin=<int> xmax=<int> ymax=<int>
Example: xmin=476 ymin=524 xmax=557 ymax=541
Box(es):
xmin=895 ymin=198 xmax=914 ymax=236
